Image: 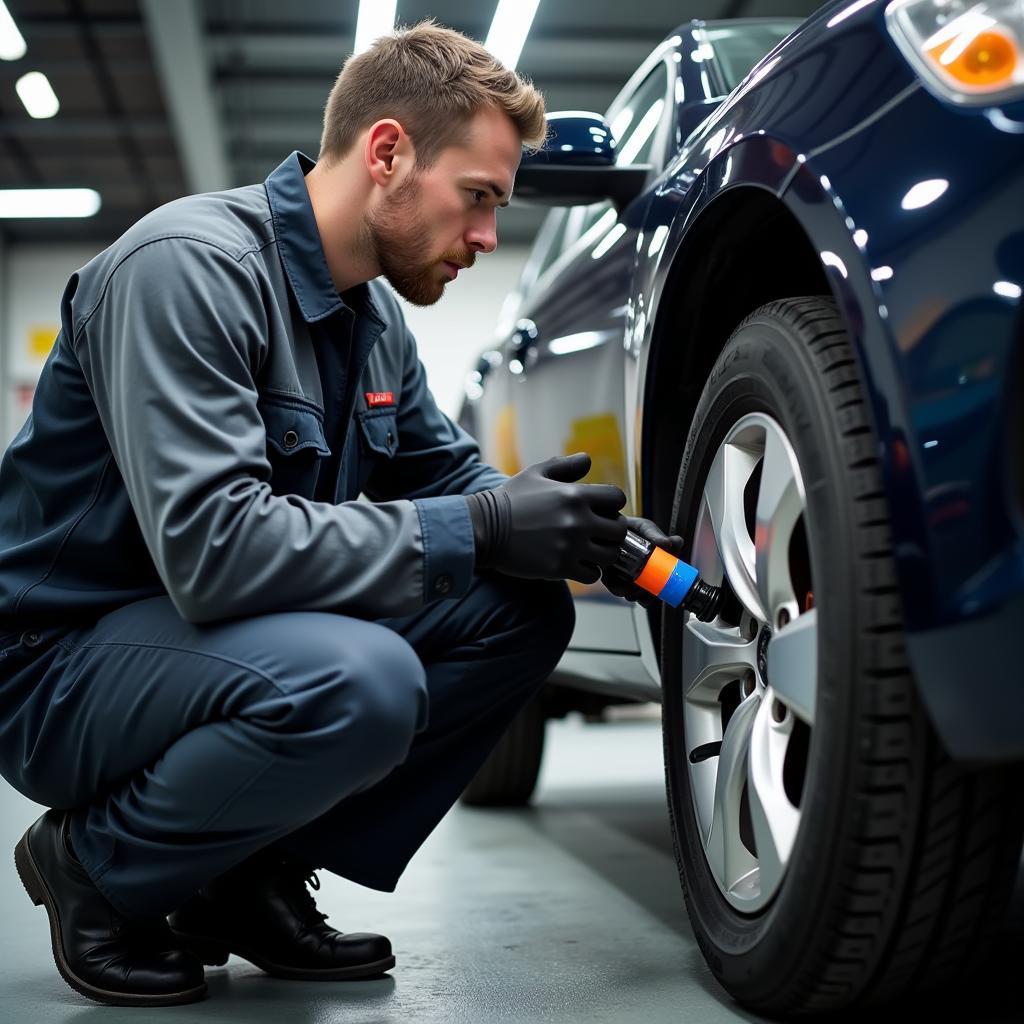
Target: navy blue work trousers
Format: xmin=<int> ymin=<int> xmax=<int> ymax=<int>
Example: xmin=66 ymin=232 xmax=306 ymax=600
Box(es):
xmin=0 ymin=572 xmax=574 ymax=919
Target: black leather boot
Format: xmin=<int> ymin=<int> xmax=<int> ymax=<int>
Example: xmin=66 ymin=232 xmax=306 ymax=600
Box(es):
xmin=14 ymin=809 xmax=207 ymax=1006
xmin=168 ymin=848 xmax=395 ymax=980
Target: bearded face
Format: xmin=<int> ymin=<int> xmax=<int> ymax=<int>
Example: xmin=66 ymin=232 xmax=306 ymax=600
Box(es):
xmin=359 ymin=171 xmax=475 ymax=307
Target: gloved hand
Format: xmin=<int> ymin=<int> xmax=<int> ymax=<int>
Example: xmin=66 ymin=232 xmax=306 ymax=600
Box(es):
xmin=600 ymin=516 xmax=686 ymax=608
xmin=465 ymin=452 xmax=627 ymax=584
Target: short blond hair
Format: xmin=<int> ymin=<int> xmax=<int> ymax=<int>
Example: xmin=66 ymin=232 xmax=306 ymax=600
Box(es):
xmin=319 ymin=19 xmax=547 ymax=168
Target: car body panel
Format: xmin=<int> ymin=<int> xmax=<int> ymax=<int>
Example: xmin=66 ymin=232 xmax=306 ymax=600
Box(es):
xmin=469 ymin=2 xmax=1024 ymax=759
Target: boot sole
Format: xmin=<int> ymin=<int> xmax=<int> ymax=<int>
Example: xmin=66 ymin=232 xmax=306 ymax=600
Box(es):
xmin=170 ymin=927 xmax=396 ymax=980
xmin=14 ymin=827 xmax=208 ymax=1007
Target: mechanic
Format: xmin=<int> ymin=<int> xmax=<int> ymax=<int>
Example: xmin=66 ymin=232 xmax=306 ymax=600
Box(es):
xmin=0 ymin=20 xmax=685 ymax=1008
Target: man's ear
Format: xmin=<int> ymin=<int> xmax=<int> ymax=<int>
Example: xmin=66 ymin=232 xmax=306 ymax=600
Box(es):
xmin=365 ymin=119 xmax=411 ymax=187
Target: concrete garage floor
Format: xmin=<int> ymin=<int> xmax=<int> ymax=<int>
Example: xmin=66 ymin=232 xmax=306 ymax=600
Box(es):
xmin=1 ymin=711 xmax=1020 ymax=1023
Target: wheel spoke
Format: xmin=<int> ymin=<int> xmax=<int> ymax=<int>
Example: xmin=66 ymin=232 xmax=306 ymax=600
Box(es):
xmin=754 ymin=424 xmax=805 ymax=626
xmin=683 ymin=618 xmax=757 ymax=702
xmin=705 ymin=693 xmax=759 ymax=893
xmin=683 ymin=411 xmax=815 ymax=913
xmin=702 ymin=440 xmax=766 ymax=621
xmin=747 ymin=688 xmax=801 ymax=899
xmin=766 ymin=609 xmax=818 ymax=725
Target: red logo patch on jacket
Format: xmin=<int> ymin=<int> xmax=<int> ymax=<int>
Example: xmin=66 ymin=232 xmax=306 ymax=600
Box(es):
xmin=365 ymin=391 xmax=394 ymax=407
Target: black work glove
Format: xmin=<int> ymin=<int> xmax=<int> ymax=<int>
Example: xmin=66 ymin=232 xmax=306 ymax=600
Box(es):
xmin=465 ymin=452 xmax=627 ymax=584
xmin=600 ymin=516 xmax=686 ymax=608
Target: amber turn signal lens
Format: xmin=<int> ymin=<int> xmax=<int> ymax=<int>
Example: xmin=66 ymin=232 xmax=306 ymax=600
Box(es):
xmin=926 ymin=29 xmax=1018 ymax=88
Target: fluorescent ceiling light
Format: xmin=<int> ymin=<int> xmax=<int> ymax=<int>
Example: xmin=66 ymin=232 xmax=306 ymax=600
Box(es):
xmin=354 ymin=0 xmax=397 ymax=55
xmin=484 ymin=0 xmax=541 ymax=71
xmin=0 ymin=1 xmax=26 ymax=61
xmin=16 ymin=71 xmax=59 ymax=118
xmin=0 ymin=189 xmax=101 ymax=218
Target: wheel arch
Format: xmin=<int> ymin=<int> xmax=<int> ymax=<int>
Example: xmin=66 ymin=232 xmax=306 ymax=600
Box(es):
xmin=641 ymin=186 xmax=830 ymax=536
xmin=639 ymin=186 xmax=831 ymax=660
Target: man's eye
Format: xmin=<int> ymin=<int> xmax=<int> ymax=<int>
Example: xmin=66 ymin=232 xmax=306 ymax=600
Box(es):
xmin=469 ymin=189 xmax=487 ymax=203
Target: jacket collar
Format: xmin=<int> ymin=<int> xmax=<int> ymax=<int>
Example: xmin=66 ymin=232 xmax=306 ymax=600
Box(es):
xmin=264 ymin=150 xmax=385 ymax=328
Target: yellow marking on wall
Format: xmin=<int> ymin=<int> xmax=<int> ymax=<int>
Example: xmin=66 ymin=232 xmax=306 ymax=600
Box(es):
xmin=29 ymin=325 xmax=59 ymax=359
xmin=493 ymin=404 xmax=522 ymax=476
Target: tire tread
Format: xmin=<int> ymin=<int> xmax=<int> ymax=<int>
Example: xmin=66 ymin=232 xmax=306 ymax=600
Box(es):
xmin=663 ymin=296 xmax=1024 ymax=1016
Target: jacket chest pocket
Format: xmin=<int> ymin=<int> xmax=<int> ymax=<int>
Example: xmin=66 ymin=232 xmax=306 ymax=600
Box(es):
xmin=259 ymin=397 xmax=331 ymax=498
xmin=355 ymin=408 xmax=398 ymax=493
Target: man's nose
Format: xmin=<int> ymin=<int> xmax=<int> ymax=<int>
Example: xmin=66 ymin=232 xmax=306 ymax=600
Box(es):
xmin=466 ymin=214 xmax=497 ymax=255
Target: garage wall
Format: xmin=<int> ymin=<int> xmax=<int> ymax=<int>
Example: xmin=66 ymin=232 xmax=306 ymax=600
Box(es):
xmin=396 ymin=246 xmax=529 ymax=419
xmin=2 ymin=242 xmax=100 ymax=448
xmin=0 ymin=241 xmax=530 ymax=449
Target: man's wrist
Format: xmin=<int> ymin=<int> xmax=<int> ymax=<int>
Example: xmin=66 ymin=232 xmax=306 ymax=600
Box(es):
xmin=463 ymin=489 xmax=510 ymax=569
xmin=464 ymin=492 xmax=491 ymax=565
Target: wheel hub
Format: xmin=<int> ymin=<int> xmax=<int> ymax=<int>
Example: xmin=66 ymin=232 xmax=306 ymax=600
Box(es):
xmin=756 ymin=625 xmax=771 ymax=686
xmin=680 ymin=411 xmax=817 ymax=913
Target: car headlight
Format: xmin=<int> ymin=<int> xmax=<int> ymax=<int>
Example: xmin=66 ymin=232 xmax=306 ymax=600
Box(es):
xmin=886 ymin=0 xmax=1024 ymax=104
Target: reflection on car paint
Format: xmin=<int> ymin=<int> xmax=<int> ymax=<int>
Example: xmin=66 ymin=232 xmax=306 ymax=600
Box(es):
xmin=492 ymin=404 xmax=521 ymax=477
xmin=563 ymin=413 xmax=628 ymax=496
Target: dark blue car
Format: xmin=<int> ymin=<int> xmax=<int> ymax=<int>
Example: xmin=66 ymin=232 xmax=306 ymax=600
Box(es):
xmin=460 ymin=1 xmax=1024 ymax=1015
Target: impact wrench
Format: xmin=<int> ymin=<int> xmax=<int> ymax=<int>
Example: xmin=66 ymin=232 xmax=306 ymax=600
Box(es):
xmin=605 ymin=528 xmax=723 ymax=619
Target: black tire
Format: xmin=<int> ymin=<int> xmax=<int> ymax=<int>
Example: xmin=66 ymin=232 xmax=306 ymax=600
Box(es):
xmin=460 ymin=693 xmax=546 ymax=807
xmin=660 ymin=297 xmax=1024 ymax=1016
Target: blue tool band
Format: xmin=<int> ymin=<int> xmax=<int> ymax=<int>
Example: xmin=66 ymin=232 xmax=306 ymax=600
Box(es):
xmin=659 ymin=559 xmax=700 ymax=607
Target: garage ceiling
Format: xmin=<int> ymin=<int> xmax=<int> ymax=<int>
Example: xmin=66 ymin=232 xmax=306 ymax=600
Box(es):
xmin=0 ymin=0 xmax=825 ymax=247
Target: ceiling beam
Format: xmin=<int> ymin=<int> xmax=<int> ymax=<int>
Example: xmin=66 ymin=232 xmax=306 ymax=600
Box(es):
xmin=207 ymin=31 xmax=653 ymax=78
xmin=7 ymin=118 xmax=170 ymax=140
xmin=140 ymin=0 xmax=231 ymax=194
xmin=67 ymin=0 xmax=159 ymax=210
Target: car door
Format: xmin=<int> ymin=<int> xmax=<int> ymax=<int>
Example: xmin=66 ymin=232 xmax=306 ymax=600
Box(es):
xmin=462 ymin=208 xmax=572 ymax=476
xmin=503 ymin=54 xmax=676 ymax=652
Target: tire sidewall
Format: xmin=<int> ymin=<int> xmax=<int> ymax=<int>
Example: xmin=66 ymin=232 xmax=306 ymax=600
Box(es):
xmin=661 ymin=306 xmax=863 ymax=1001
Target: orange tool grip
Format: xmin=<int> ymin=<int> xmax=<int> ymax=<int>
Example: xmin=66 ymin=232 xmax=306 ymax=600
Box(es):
xmin=634 ymin=545 xmax=677 ymax=597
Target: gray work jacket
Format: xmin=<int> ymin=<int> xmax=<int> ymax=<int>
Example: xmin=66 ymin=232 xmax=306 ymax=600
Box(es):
xmin=0 ymin=151 xmax=505 ymax=634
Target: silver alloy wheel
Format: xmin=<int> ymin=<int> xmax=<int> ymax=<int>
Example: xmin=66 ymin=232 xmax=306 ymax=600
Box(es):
xmin=682 ymin=412 xmax=816 ymax=913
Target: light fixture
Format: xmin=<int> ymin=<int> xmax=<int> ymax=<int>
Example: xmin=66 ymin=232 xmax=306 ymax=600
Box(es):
xmin=484 ymin=0 xmax=541 ymax=71
xmin=0 ymin=0 xmax=26 ymax=61
xmin=354 ymin=0 xmax=397 ymax=56
xmin=0 ymin=189 xmax=101 ymax=218
xmin=887 ymin=0 xmax=1024 ymax=105
xmin=16 ymin=71 xmax=59 ymax=118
